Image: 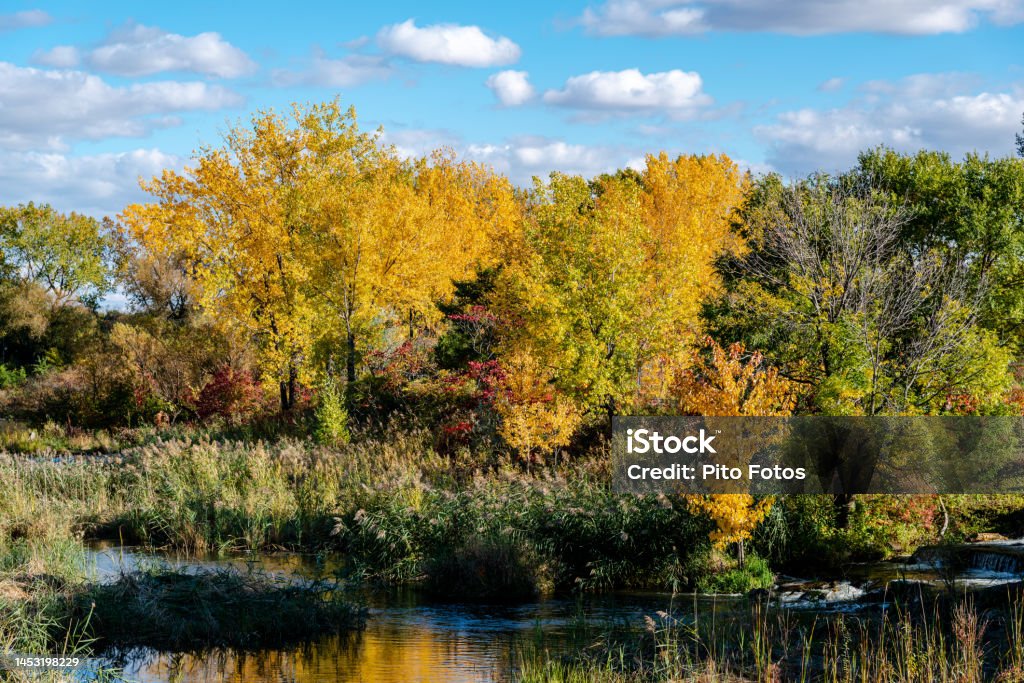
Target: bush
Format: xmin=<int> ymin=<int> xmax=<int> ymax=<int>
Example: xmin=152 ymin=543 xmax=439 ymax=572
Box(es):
xmin=423 ymin=533 xmax=549 ymax=601
xmin=0 ymin=363 xmax=27 ymax=389
xmin=192 ymin=365 xmax=265 ymax=423
xmin=314 ymin=375 xmax=350 ymax=445
xmin=696 ymin=553 xmax=773 ymax=594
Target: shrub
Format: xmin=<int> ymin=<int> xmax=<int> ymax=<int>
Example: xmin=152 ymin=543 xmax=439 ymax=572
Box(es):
xmin=696 ymin=553 xmax=773 ymax=594
xmin=314 ymin=375 xmax=350 ymax=445
xmin=193 ymin=365 xmax=264 ymax=423
xmin=0 ymin=363 xmax=27 ymax=389
xmin=423 ymin=533 xmax=549 ymax=601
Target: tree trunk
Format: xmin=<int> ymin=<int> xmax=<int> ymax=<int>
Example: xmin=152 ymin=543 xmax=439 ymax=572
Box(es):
xmin=606 ymin=395 xmax=616 ymax=441
xmin=737 ymin=539 xmax=746 ymax=566
xmin=287 ymin=363 xmax=297 ymax=409
xmin=279 ymin=380 xmax=291 ymax=412
xmin=346 ymin=332 xmax=356 ymax=384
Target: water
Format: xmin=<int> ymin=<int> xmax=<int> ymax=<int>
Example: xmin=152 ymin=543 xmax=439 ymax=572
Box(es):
xmin=85 ymin=543 xmax=729 ymax=683
xmin=82 ymin=541 xmax=1024 ymax=683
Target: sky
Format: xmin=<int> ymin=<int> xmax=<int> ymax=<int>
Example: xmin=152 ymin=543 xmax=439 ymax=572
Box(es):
xmin=1 ymin=0 xmax=1022 ymax=217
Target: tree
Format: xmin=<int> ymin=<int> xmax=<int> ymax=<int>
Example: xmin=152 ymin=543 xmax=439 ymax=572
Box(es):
xmin=855 ymin=148 xmax=1024 ymax=353
xmin=122 ymin=106 xmax=326 ymax=411
xmin=111 ymin=218 xmax=197 ymax=322
xmin=0 ymin=203 xmax=111 ymax=308
xmin=709 ymin=171 xmax=1013 ymax=416
xmin=124 ymin=101 xmax=519 ymax=409
xmin=306 ymin=146 xmax=517 ymax=384
xmin=673 ymin=338 xmax=795 ymax=562
xmin=496 ymin=350 xmax=581 ymax=467
xmin=494 ymin=154 xmax=748 ymax=423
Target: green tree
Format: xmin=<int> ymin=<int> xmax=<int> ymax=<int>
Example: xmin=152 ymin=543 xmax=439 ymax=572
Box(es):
xmin=855 ymin=148 xmax=1024 ymax=352
xmin=708 ymin=170 xmax=1012 ymax=416
xmin=0 ymin=203 xmax=111 ymax=308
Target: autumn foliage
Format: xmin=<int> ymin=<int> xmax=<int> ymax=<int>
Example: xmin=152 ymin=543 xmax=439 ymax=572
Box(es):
xmin=673 ymin=338 xmax=796 ymax=555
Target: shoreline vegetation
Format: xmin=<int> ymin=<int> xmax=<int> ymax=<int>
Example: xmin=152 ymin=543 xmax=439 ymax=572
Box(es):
xmin=5 ymin=426 xmax=1024 ymax=682
xmin=2 ymin=99 xmax=1024 ymax=680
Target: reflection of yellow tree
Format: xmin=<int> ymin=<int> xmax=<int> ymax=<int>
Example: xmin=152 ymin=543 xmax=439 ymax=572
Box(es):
xmin=672 ymin=339 xmax=795 ymax=562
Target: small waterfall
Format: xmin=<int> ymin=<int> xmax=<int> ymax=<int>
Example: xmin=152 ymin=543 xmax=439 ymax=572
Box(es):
xmin=911 ymin=543 xmax=1024 ymax=576
xmin=969 ymin=551 xmax=1024 ymax=575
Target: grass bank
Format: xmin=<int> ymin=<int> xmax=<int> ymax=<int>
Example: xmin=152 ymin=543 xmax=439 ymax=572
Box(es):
xmin=3 ymin=427 xmax=1022 ymax=598
xmin=0 ymin=431 xmax=721 ymax=597
xmin=0 ymin=535 xmax=363 ymax=676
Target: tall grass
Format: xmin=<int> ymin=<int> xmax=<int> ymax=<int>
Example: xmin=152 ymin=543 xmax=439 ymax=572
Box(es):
xmin=1 ymin=431 xmax=712 ymax=594
xmin=517 ymin=595 xmax=1024 ymax=683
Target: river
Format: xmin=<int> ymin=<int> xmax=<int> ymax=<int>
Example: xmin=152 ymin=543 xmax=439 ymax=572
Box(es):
xmin=82 ymin=540 xmax=1024 ymax=683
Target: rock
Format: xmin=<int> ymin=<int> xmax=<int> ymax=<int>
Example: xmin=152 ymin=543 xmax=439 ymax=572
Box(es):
xmin=748 ymin=587 xmax=770 ymax=602
xmin=971 ymin=532 xmax=1010 ymax=543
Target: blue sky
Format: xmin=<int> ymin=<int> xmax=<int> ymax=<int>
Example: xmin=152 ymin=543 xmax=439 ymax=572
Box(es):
xmin=1 ymin=0 xmax=1022 ymax=216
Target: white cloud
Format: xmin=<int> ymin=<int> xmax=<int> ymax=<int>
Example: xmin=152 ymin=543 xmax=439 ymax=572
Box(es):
xmin=486 ymin=70 xmax=535 ymax=106
xmin=581 ymin=0 xmax=1024 ymax=36
xmin=755 ymin=74 xmax=1024 ymax=175
xmin=377 ymin=19 xmax=521 ymax=67
xmin=543 ymin=68 xmax=711 ymax=117
xmin=32 ymin=45 xmax=80 ymax=68
xmin=0 ymin=9 xmax=51 ymax=31
xmin=0 ymin=62 xmax=242 ymax=150
xmin=87 ymin=23 xmax=257 ymax=78
xmin=272 ymin=52 xmax=393 ymax=87
xmin=379 ymin=127 xmax=643 ymax=185
xmin=817 ymin=77 xmax=846 ymax=92
xmin=0 ymin=147 xmax=181 ymax=217
xmin=470 ymin=139 xmax=639 ymax=184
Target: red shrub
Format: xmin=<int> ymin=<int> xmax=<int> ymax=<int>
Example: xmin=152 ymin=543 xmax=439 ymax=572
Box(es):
xmin=192 ymin=365 xmax=264 ymax=422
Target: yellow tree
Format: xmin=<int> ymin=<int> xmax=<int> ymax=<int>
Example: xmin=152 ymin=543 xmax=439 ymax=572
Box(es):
xmin=304 ymin=140 xmax=518 ymax=383
xmin=124 ymin=101 xmax=519 ymax=402
xmin=673 ymin=339 xmax=796 ymax=562
xmin=493 ymin=154 xmax=748 ymax=424
xmin=496 ymin=350 xmax=581 ymax=467
xmin=122 ymin=102 xmax=387 ymax=409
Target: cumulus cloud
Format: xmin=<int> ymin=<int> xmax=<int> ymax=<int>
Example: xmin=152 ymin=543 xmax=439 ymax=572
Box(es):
xmin=580 ymin=0 xmax=1024 ymax=36
xmin=0 ymin=147 xmax=181 ymax=217
xmin=543 ymin=68 xmax=711 ymax=118
xmin=272 ymin=52 xmax=393 ymax=87
xmin=377 ymin=19 xmax=521 ymax=67
xmin=32 ymin=45 xmax=80 ymax=68
xmin=486 ymin=70 xmax=535 ymax=106
xmin=381 ymin=127 xmax=646 ymax=185
xmin=0 ymin=62 xmax=242 ymax=150
xmin=85 ymin=22 xmax=256 ymax=78
xmin=0 ymin=9 xmax=51 ymax=31
xmin=755 ymin=74 xmax=1024 ymax=175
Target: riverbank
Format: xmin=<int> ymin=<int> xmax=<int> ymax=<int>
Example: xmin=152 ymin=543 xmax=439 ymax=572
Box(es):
xmin=4 ymin=428 xmax=1024 ymax=598
xmin=7 ymin=429 xmax=1024 ymax=680
xmin=0 ymin=538 xmax=363 ymax=668
xmin=13 ymin=539 xmax=1024 ymax=682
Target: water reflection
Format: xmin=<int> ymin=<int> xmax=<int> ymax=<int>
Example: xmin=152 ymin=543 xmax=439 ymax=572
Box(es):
xmin=88 ymin=541 xmax=1024 ymax=683
xmin=86 ymin=543 xmax=695 ymax=683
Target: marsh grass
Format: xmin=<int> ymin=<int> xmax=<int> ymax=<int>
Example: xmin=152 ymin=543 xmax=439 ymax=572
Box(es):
xmin=517 ymin=593 xmax=1024 ymax=683
xmin=1 ymin=534 xmax=363 ymax=679
xmin=79 ymin=567 xmax=365 ymax=652
xmin=1 ymin=432 xmax=710 ymax=595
